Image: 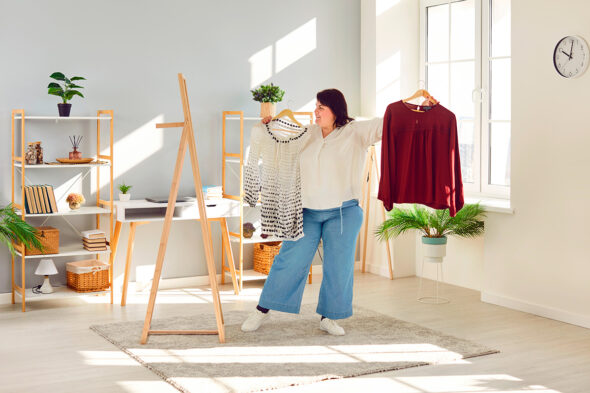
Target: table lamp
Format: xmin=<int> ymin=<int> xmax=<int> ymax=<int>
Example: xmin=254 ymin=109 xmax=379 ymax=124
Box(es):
xmin=35 ymin=259 xmax=58 ymax=294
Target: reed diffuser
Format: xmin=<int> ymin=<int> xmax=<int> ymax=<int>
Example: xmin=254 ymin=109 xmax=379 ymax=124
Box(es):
xmin=69 ymin=135 xmax=83 ymax=159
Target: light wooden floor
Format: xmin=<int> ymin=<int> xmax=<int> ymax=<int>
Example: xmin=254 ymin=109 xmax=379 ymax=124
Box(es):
xmin=1 ymin=273 xmax=589 ymax=393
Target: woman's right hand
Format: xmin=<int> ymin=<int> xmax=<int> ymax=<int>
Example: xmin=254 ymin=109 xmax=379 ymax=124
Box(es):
xmin=261 ymin=116 xmax=272 ymax=124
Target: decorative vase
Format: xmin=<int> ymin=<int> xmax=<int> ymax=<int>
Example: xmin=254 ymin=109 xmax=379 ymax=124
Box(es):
xmin=69 ymin=202 xmax=81 ymax=210
xmin=421 ymin=236 xmax=447 ymax=263
xmin=69 ymin=147 xmax=82 ymax=160
xmin=119 ymin=193 xmax=131 ymax=202
xmin=260 ymin=102 xmax=276 ymax=118
xmin=25 ymin=144 xmax=38 ymax=165
xmin=58 ymin=103 xmax=71 ymax=117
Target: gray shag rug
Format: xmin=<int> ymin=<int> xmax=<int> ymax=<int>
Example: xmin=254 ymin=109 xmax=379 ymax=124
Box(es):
xmin=90 ymin=304 xmax=498 ymax=393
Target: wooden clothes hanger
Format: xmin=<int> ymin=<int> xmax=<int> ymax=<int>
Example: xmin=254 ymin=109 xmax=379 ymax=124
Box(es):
xmin=270 ymin=109 xmax=303 ymax=133
xmin=402 ymin=89 xmax=439 ymax=112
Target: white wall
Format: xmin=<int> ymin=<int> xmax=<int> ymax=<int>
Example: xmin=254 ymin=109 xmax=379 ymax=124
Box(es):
xmin=481 ymin=0 xmax=590 ymax=328
xmin=0 ymin=0 xmax=361 ymax=294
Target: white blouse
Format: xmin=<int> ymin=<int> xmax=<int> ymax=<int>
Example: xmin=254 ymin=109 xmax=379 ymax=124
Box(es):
xmin=299 ymin=118 xmax=383 ymax=209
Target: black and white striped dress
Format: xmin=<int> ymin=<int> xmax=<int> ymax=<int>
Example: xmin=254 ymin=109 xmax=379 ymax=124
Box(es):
xmin=244 ymin=119 xmax=310 ymax=240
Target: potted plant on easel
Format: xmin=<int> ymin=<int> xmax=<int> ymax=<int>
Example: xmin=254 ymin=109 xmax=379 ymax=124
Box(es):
xmin=250 ymin=83 xmax=285 ymax=118
xmin=47 ymin=72 xmax=86 ymax=117
xmin=376 ymin=203 xmax=486 ymax=303
xmin=118 ymin=183 xmax=132 ymax=202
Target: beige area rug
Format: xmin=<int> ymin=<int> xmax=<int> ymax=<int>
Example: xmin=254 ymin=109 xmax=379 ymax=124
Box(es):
xmin=90 ymin=305 xmax=498 ymax=393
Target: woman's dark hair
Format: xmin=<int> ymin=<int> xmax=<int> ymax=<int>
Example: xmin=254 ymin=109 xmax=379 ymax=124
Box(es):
xmin=316 ymin=89 xmax=354 ymax=128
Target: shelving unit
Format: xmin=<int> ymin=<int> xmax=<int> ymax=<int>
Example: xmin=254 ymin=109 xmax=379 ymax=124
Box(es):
xmin=220 ymin=110 xmax=314 ymax=291
xmin=10 ymin=109 xmax=114 ymax=311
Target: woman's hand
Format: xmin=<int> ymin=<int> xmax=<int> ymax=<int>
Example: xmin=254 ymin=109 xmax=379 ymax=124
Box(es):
xmin=261 ymin=116 xmax=272 ymax=124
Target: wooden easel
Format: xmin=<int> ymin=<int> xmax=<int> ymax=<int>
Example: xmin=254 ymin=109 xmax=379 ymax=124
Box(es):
xmin=359 ymin=145 xmax=394 ymax=280
xmin=140 ymin=73 xmax=225 ymax=344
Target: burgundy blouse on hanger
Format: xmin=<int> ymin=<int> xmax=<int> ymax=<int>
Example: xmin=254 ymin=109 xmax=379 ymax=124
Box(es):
xmin=378 ymin=100 xmax=464 ymax=217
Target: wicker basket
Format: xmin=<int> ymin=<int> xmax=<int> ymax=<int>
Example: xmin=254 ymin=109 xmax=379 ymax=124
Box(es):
xmin=66 ymin=259 xmax=109 ymax=293
xmin=253 ymin=241 xmax=282 ymax=275
xmin=23 ymin=226 xmax=59 ymax=255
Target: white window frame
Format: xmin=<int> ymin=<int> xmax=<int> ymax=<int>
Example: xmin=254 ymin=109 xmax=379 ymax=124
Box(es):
xmin=420 ymin=0 xmax=510 ymax=199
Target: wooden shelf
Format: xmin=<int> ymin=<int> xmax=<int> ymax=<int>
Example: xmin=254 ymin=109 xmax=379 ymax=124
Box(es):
xmin=12 ymin=115 xmax=112 ymax=120
xmin=14 ymin=162 xmax=111 ymax=168
xmin=14 ymin=286 xmax=109 ymax=300
xmin=15 ymin=243 xmax=111 ymax=259
xmin=18 ymin=206 xmax=111 ymax=217
xmin=229 ymin=233 xmax=283 ymax=244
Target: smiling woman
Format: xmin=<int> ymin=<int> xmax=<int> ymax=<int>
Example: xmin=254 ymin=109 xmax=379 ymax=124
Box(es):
xmin=242 ymin=88 xmax=384 ymax=336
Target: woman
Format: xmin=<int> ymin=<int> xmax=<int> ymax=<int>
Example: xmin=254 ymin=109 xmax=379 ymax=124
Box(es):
xmin=241 ymin=89 xmax=383 ymax=335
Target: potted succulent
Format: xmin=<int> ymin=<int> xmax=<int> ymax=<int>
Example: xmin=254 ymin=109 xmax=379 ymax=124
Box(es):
xmin=376 ymin=203 xmax=486 ymax=264
xmin=0 ymin=204 xmax=44 ymax=256
xmin=250 ymin=83 xmax=285 ymax=118
xmin=66 ymin=193 xmax=85 ymax=210
xmin=118 ymin=183 xmax=132 ymax=202
xmin=47 ymin=72 xmax=86 ymax=117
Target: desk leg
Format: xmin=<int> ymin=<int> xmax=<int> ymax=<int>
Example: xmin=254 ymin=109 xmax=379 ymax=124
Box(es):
xmin=122 ymin=222 xmax=143 ymax=306
xmin=220 ymin=218 xmax=239 ymax=295
xmin=108 ymin=221 xmax=122 ymax=305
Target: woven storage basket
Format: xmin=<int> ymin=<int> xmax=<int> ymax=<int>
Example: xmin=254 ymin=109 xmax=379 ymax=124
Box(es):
xmin=253 ymin=241 xmax=282 ymax=275
xmin=24 ymin=226 xmax=59 ymax=255
xmin=66 ymin=259 xmax=109 ymax=292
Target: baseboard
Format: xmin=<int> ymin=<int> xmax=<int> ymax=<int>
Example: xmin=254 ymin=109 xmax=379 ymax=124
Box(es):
xmin=481 ymin=291 xmax=590 ymax=329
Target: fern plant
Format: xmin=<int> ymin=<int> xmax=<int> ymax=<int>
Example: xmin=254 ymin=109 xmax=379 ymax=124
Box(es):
xmin=376 ymin=203 xmax=486 ymax=241
xmin=118 ymin=183 xmax=132 ymax=194
xmin=0 ymin=204 xmax=44 ymax=256
xmin=250 ymin=83 xmax=285 ymax=103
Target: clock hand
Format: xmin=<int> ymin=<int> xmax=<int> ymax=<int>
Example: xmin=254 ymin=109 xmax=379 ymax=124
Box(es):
xmin=569 ymin=40 xmax=574 ymax=58
xmin=561 ymin=49 xmax=572 ymax=60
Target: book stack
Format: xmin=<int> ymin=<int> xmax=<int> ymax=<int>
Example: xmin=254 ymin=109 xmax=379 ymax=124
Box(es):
xmin=202 ymin=185 xmax=222 ymax=200
xmin=81 ymin=229 xmax=107 ymax=251
xmin=24 ymin=185 xmax=58 ymax=214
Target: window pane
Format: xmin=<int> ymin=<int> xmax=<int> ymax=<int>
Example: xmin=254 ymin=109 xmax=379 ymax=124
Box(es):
xmin=427 ymin=4 xmax=449 ymax=62
xmin=427 ymin=63 xmax=449 ymax=103
xmin=490 ymin=122 xmax=511 ymax=186
xmin=451 ymin=0 xmax=475 ymax=60
xmin=450 ymin=61 xmax=475 ymax=119
xmin=490 ymin=58 xmax=511 ymax=120
xmin=458 ymin=120 xmax=475 ymax=183
xmin=491 ymin=0 xmax=511 ymax=57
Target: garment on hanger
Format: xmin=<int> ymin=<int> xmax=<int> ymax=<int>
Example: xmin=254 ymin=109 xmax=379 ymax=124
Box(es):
xmin=377 ymin=100 xmax=464 ymax=217
xmin=244 ymin=119 xmax=310 ymax=240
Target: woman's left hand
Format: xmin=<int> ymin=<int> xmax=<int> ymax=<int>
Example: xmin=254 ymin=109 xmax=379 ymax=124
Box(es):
xmin=261 ymin=116 xmax=272 ymax=124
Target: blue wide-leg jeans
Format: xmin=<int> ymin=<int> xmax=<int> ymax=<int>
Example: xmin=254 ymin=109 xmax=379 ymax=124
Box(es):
xmin=258 ymin=199 xmax=364 ymax=320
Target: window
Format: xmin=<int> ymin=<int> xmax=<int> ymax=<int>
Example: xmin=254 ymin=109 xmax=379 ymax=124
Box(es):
xmin=420 ymin=0 xmax=511 ymax=198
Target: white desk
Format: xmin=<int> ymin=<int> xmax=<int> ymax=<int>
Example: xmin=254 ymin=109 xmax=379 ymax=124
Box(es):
xmin=107 ymin=198 xmax=241 ymax=305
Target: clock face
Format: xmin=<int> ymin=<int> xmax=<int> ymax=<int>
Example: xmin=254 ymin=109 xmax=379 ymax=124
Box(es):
xmin=553 ymin=35 xmax=589 ymax=78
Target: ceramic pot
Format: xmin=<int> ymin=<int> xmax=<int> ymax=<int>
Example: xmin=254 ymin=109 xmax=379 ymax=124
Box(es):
xmin=69 ymin=202 xmax=81 ymax=210
xmin=119 ymin=193 xmax=131 ymax=202
xmin=58 ymin=103 xmax=71 ymax=117
xmin=260 ymin=102 xmax=276 ymax=118
xmin=421 ymin=236 xmax=447 ymax=263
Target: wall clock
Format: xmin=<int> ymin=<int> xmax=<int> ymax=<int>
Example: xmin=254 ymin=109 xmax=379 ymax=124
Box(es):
xmin=553 ymin=35 xmax=589 ymax=78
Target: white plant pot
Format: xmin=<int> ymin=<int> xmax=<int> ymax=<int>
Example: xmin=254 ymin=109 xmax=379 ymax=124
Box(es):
xmin=421 ymin=236 xmax=447 ymax=263
xmin=119 ymin=193 xmax=131 ymax=202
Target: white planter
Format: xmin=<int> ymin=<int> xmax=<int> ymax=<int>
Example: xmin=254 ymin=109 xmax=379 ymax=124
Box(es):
xmin=421 ymin=236 xmax=447 ymax=263
xmin=119 ymin=193 xmax=131 ymax=202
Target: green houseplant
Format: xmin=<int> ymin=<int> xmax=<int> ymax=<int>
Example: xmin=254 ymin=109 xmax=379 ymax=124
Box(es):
xmin=47 ymin=72 xmax=86 ymax=117
xmin=118 ymin=183 xmax=132 ymax=202
xmin=376 ymin=203 xmax=486 ymax=263
xmin=0 ymin=204 xmax=44 ymax=256
xmin=250 ymin=83 xmax=285 ymax=118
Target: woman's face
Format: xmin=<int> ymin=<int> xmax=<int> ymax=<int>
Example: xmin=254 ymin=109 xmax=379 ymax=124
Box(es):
xmin=314 ymin=101 xmax=336 ymax=129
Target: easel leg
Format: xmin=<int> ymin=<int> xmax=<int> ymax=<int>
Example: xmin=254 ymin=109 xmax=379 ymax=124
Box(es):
xmin=221 ymin=218 xmax=239 ymax=295
xmin=122 ymin=222 xmax=147 ymax=306
xmin=371 ymin=148 xmax=394 ymax=280
xmin=108 ymin=221 xmax=122 ymax=304
xmin=361 ymin=152 xmax=373 ymax=273
xmin=141 ymin=124 xmax=190 ymax=344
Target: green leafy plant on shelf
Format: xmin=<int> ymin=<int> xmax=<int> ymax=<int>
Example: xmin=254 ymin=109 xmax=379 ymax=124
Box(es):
xmin=375 ymin=203 xmax=486 ymax=240
xmin=250 ymin=83 xmax=285 ymax=103
xmin=118 ymin=183 xmax=132 ymax=194
xmin=0 ymin=204 xmax=44 ymax=256
xmin=47 ymin=72 xmax=86 ymax=104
